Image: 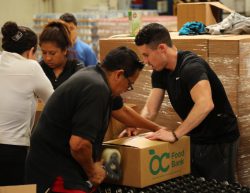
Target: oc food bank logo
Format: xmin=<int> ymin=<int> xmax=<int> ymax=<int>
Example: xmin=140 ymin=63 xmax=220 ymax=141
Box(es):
xmin=148 ymin=149 xmax=184 ymax=175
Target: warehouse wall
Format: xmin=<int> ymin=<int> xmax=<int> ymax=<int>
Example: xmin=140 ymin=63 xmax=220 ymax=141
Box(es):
xmin=54 ymin=0 xmax=109 ymax=12
xmin=0 ymin=0 xmax=110 ymax=28
xmin=0 ymin=0 xmax=53 ymax=28
xmin=0 ymin=0 xmax=109 ymax=50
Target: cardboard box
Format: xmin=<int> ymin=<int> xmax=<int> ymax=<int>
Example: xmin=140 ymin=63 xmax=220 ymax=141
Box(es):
xmin=103 ymin=135 xmax=190 ymax=188
xmin=177 ymin=2 xmax=233 ymax=30
xmin=0 ymin=184 xmax=36 ymax=193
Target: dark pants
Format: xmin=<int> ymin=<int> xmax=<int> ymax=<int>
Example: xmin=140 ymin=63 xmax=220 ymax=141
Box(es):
xmin=191 ymin=140 xmax=238 ymax=183
xmin=0 ymin=144 xmax=28 ymax=185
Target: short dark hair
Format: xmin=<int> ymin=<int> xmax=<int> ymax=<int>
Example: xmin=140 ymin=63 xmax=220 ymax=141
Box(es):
xmin=135 ymin=23 xmax=173 ymax=49
xmin=39 ymin=20 xmax=72 ymax=50
xmin=59 ymin=13 xmax=77 ymax=26
xmin=101 ymin=46 xmax=144 ymax=77
xmin=1 ymin=21 xmax=37 ymax=54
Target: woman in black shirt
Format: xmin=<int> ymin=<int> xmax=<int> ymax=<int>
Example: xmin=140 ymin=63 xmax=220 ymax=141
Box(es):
xmin=39 ymin=20 xmax=83 ymax=89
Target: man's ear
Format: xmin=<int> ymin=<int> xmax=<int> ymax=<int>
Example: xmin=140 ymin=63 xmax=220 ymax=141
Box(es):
xmin=115 ymin=69 xmax=125 ymax=80
xmin=158 ymin=43 xmax=167 ymax=52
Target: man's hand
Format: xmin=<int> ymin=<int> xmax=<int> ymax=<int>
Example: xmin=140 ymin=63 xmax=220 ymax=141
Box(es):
xmin=88 ymin=161 xmax=106 ymax=186
xmin=145 ymin=129 xmax=176 ymax=143
xmin=118 ymin=128 xmax=141 ymax=138
xmin=118 ymin=126 xmax=171 ymax=138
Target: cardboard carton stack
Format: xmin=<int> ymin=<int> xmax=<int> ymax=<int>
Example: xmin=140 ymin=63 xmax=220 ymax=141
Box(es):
xmin=171 ymin=33 xmax=210 ymax=61
xmin=99 ymin=34 xmax=250 ymax=186
xmin=207 ymin=35 xmax=250 ymax=185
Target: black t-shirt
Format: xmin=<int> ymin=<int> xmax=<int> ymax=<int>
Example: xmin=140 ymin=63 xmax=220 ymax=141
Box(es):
xmin=40 ymin=59 xmax=84 ymax=89
xmin=152 ymin=51 xmax=239 ymax=144
xmin=25 ymin=66 xmax=123 ymax=193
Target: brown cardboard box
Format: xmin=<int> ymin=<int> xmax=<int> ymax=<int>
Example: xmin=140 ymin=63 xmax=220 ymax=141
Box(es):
xmin=177 ymin=2 xmax=233 ymax=30
xmin=0 ymin=184 xmax=36 ymax=193
xmin=103 ymin=135 xmax=190 ymax=188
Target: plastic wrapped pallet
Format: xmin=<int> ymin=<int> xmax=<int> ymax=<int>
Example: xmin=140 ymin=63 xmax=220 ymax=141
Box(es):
xmin=207 ymin=35 xmax=250 ymax=186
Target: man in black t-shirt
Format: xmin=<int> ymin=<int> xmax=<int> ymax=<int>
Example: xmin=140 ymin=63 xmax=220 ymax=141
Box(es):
xmin=132 ymin=23 xmax=240 ymax=183
xmin=25 ymin=46 xmax=166 ymax=193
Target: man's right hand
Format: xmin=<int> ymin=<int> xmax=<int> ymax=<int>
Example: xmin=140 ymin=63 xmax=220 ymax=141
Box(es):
xmin=118 ymin=126 xmax=171 ymax=138
xmin=88 ymin=161 xmax=106 ymax=186
xmin=118 ymin=128 xmax=146 ymax=138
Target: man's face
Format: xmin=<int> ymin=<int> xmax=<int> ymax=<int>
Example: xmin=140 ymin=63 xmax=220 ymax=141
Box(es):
xmin=137 ymin=44 xmax=167 ymax=71
xmin=111 ymin=69 xmax=140 ymax=97
xmin=67 ymin=22 xmax=77 ymax=44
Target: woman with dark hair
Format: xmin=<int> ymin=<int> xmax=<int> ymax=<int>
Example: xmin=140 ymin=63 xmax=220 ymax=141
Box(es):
xmin=39 ymin=20 xmax=84 ymax=89
xmin=0 ymin=21 xmax=54 ymax=185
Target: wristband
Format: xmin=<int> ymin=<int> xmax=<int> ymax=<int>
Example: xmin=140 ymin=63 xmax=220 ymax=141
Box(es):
xmin=172 ymin=131 xmax=178 ymax=142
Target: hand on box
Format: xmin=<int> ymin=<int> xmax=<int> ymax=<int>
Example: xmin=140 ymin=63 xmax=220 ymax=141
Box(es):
xmin=145 ymin=129 xmax=177 ymax=143
xmin=118 ymin=127 xmax=146 ymax=138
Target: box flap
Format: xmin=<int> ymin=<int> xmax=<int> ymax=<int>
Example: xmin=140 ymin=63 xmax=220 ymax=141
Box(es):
xmin=208 ymin=2 xmax=234 ymax=13
xmin=184 ymin=2 xmax=233 ymax=13
xmin=178 ymin=2 xmax=233 ymax=12
xmin=103 ymin=134 xmax=168 ymax=148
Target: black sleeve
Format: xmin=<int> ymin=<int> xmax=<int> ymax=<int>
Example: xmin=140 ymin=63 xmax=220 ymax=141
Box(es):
xmin=112 ymin=96 xmax=123 ymax=110
xmin=151 ymin=70 xmax=166 ymax=89
xmin=181 ymin=60 xmax=209 ymax=91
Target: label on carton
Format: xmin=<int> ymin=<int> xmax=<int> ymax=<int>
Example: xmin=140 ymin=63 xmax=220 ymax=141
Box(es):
xmin=148 ymin=148 xmax=185 ymax=176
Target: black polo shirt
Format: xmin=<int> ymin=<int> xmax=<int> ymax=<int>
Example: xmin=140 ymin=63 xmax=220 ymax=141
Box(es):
xmin=25 ymin=66 xmax=123 ymax=193
xmin=152 ymin=51 xmax=239 ymax=144
xmin=40 ymin=59 xmax=83 ymax=89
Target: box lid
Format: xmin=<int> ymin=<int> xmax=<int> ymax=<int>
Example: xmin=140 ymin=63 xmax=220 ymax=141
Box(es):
xmin=103 ymin=134 xmax=189 ymax=149
xmin=103 ymin=134 xmax=168 ymax=148
xmin=203 ymin=2 xmax=233 ymax=13
xmin=178 ymin=2 xmax=233 ymax=13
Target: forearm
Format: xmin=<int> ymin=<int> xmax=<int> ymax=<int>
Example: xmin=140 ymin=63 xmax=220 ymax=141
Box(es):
xmin=140 ymin=105 xmax=158 ymax=121
xmin=70 ymin=136 xmax=95 ymax=178
xmin=112 ymin=105 xmax=161 ymax=132
xmin=140 ymin=88 xmax=164 ymax=121
xmin=175 ymin=102 xmax=213 ymax=139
